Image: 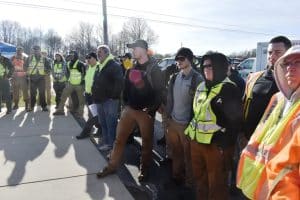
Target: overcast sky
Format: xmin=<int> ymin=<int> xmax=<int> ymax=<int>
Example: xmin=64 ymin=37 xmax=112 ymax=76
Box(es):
xmin=0 ymin=0 xmax=299 ymax=55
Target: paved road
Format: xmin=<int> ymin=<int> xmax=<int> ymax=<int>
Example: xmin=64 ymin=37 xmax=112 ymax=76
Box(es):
xmin=0 ymin=107 xmax=133 ymax=200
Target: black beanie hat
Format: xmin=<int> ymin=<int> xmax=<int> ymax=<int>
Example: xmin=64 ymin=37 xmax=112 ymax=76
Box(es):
xmin=175 ymin=47 xmax=194 ymax=63
xmin=86 ymin=52 xmax=98 ymax=60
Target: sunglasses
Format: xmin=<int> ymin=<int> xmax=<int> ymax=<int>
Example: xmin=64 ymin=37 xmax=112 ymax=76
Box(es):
xmin=86 ymin=56 xmax=92 ymax=59
xmin=175 ymin=56 xmax=186 ymax=62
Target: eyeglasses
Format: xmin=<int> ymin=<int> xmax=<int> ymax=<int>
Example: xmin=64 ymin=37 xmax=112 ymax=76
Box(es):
xmin=280 ymin=59 xmax=300 ymax=69
xmin=202 ymin=64 xmax=213 ymax=68
xmin=175 ymin=56 xmax=186 ymax=62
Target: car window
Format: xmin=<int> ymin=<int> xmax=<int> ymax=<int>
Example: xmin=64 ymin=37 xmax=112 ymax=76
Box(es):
xmin=158 ymin=60 xmax=168 ymax=68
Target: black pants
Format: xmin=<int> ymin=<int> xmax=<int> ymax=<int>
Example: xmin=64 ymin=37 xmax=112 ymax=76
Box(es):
xmin=0 ymin=78 xmax=12 ymax=112
xmin=29 ymin=76 xmax=47 ymax=109
xmin=53 ymin=81 xmax=66 ymax=107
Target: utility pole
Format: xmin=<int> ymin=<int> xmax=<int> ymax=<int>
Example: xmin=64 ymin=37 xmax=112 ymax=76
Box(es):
xmin=102 ymin=0 xmax=108 ymax=45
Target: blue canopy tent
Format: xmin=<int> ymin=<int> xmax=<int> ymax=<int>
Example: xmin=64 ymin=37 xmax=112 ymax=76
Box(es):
xmin=0 ymin=42 xmax=16 ymax=58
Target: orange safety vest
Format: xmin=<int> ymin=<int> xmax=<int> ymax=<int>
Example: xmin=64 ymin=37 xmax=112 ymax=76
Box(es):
xmin=12 ymin=56 xmax=26 ymax=77
xmin=237 ymin=92 xmax=300 ymax=199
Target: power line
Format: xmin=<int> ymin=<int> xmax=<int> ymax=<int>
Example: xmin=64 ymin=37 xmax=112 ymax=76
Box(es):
xmin=60 ymin=0 xmax=277 ymax=32
xmin=0 ymin=0 xmax=282 ymax=36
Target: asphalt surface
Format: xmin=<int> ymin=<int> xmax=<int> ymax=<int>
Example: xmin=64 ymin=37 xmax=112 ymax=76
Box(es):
xmin=74 ymin=113 xmax=247 ymax=200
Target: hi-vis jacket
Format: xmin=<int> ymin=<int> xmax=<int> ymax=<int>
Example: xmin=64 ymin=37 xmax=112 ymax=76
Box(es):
xmin=53 ymin=62 xmax=67 ymax=82
xmin=237 ymin=46 xmax=300 ymax=200
xmin=25 ymin=55 xmax=51 ymax=77
xmin=185 ymin=77 xmax=242 ymax=147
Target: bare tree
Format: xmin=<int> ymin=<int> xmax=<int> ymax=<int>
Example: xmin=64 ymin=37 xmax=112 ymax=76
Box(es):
xmin=111 ymin=18 xmax=158 ymax=55
xmin=44 ymin=29 xmax=62 ymax=57
xmin=65 ymin=22 xmax=99 ymax=59
xmin=0 ymin=20 xmax=22 ymax=44
xmin=123 ymin=18 xmax=158 ymax=45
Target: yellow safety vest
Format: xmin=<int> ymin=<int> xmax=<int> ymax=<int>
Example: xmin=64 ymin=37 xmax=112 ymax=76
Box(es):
xmin=184 ymin=78 xmax=233 ymax=144
xmin=27 ymin=56 xmax=45 ymax=75
xmin=85 ymin=63 xmax=98 ymax=94
xmin=243 ymin=71 xmax=264 ymax=120
xmin=0 ymin=62 xmax=6 ymax=77
xmin=69 ymin=60 xmax=82 ymax=85
xmin=53 ymin=63 xmax=67 ymax=82
xmin=237 ymin=93 xmax=300 ymax=199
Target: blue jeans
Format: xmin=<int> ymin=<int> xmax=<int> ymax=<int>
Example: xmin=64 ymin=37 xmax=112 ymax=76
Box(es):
xmin=97 ymin=99 xmax=119 ymax=147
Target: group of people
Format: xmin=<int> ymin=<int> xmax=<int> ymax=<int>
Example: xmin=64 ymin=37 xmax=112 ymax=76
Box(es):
xmin=1 ymin=35 xmax=300 ymax=200
xmin=95 ymin=36 xmax=300 ymax=200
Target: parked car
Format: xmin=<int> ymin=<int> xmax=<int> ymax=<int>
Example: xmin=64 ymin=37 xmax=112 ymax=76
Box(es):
xmin=158 ymin=57 xmax=176 ymax=70
xmin=237 ymin=57 xmax=256 ymax=79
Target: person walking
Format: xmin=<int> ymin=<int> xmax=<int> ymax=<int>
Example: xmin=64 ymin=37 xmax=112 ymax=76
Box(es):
xmin=96 ymin=39 xmax=164 ymax=182
xmin=76 ymin=52 xmax=101 ymax=139
xmin=185 ymin=52 xmax=243 ymax=200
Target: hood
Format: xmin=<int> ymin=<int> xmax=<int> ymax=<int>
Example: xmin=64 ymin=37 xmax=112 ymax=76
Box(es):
xmin=200 ymin=52 xmax=229 ymax=87
xmin=274 ymin=45 xmax=300 ymax=101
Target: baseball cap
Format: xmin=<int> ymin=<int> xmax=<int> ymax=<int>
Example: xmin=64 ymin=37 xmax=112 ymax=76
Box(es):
xmin=126 ymin=39 xmax=148 ymax=49
xmin=86 ymin=52 xmax=98 ymax=60
xmin=175 ymin=47 xmax=194 ymax=63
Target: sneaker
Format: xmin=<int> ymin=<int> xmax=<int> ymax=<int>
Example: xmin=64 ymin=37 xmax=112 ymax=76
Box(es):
xmin=96 ymin=166 xmax=115 ymax=178
xmin=98 ymin=144 xmax=112 ymax=151
xmin=42 ymin=107 xmax=48 ymax=112
xmin=76 ymin=133 xmax=90 ymax=140
xmin=53 ymin=110 xmax=64 ymax=115
xmin=12 ymin=105 xmax=18 ymax=110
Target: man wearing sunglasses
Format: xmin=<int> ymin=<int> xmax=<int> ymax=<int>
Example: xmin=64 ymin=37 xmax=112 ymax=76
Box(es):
xmin=164 ymin=47 xmax=203 ymax=189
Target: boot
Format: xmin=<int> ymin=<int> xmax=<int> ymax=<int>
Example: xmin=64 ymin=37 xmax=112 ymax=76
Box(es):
xmin=76 ymin=117 xmax=96 ymax=139
xmin=96 ymin=166 xmax=116 ymax=178
xmin=76 ymin=128 xmax=90 ymax=139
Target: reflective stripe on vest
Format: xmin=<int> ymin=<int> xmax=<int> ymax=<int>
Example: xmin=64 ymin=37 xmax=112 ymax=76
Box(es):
xmin=0 ymin=62 xmax=5 ymax=77
xmin=69 ymin=60 xmax=81 ymax=85
xmin=237 ymin=93 xmax=300 ymax=199
xmin=53 ymin=63 xmax=66 ymax=82
xmin=243 ymin=71 xmax=264 ymax=120
xmin=12 ymin=57 xmax=26 ymax=77
xmin=27 ymin=56 xmax=45 ymax=75
xmin=184 ymin=78 xmax=232 ymax=144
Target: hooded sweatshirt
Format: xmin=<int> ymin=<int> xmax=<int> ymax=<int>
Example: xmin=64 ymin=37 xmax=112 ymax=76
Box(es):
xmin=199 ymin=53 xmax=243 ymax=148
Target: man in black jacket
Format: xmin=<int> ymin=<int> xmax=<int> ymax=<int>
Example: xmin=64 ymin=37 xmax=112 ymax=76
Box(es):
xmin=92 ymin=45 xmax=124 ymax=151
xmin=96 ymin=39 xmax=164 ymax=182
